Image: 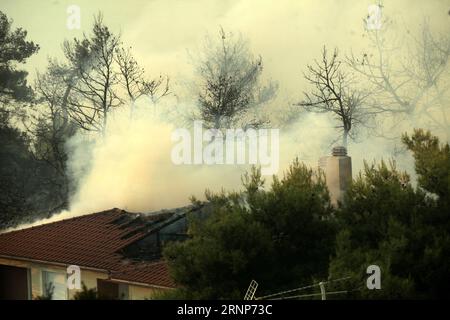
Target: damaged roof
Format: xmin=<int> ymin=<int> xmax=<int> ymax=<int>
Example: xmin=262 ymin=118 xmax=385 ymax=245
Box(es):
xmin=0 ymin=208 xmax=192 ymax=288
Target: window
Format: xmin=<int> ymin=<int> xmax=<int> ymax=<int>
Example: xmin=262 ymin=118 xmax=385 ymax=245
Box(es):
xmin=97 ymin=279 xmax=129 ymax=299
xmin=0 ymin=265 xmax=30 ymax=300
xmin=42 ymin=271 xmax=67 ymax=300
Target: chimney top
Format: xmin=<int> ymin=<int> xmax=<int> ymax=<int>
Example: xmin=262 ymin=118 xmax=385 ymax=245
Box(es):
xmin=332 ymin=146 xmax=347 ymax=156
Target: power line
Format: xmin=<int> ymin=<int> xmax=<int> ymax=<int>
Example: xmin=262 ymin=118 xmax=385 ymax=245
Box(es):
xmin=271 ymin=290 xmax=349 ymax=300
xmin=255 ymin=276 xmax=352 ymax=300
xmin=256 ymin=283 xmax=319 ymax=300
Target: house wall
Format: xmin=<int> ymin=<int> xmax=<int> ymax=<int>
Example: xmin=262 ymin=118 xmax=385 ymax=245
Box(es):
xmin=0 ymin=257 xmax=171 ymax=300
xmin=128 ymin=284 xmax=164 ymax=300
xmin=0 ymin=257 xmax=107 ymax=299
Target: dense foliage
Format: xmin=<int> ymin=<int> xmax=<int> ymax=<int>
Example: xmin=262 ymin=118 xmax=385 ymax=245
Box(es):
xmin=164 ymin=162 xmax=336 ymax=299
xmin=0 ymin=11 xmax=75 ymax=229
xmin=165 ymin=130 xmax=450 ymax=299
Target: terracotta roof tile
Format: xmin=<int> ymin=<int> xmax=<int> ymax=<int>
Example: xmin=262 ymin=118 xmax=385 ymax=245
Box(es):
xmin=0 ymin=208 xmax=175 ymax=288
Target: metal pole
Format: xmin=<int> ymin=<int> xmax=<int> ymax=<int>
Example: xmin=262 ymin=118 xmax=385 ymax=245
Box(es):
xmin=319 ymin=282 xmax=326 ymax=300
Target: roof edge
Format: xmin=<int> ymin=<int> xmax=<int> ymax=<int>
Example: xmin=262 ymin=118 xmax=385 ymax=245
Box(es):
xmin=0 ymin=254 xmax=109 ymax=273
xmin=108 ymin=277 xmax=176 ymax=290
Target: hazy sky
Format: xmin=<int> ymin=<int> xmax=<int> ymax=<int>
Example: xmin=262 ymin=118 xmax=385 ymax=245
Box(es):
xmin=2 ymin=0 xmax=450 ymax=94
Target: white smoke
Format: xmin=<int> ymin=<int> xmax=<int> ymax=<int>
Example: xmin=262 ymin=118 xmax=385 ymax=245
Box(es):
xmin=6 ymin=98 xmax=346 ymax=231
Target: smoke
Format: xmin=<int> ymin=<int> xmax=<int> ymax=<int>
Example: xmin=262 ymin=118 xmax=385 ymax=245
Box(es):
xmin=64 ymin=103 xmax=339 ymax=217
xmin=67 ymin=106 xmax=243 ymax=214
xmin=4 ymin=0 xmax=449 ymax=232
xmin=5 ymin=104 xmax=424 ymax=232
xmin=3 ymin=100 xmax=334 ymax=232
xmin=8 ymin=94 xmax=425 ymax=232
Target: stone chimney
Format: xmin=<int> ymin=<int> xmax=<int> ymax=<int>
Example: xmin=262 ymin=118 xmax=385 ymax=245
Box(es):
xmin=318 ymin=146 xmax=352 ymax=206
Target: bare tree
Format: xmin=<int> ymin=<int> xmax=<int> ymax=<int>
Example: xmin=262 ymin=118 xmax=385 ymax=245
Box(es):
xmin=46 ymin=50 xmax=94 ymax=127
xmin=27 ymin=68 xmax=78 ymax=213
xmin=297 ymin=47 xmax=370 ymax=148
xmin=195 ymin=28 xmax=277 ymax=129
xmin=63 ymin=14 xmax=122 ymax=135
xmin=61 ymin=14 xmax=171 ymax=132
xmin=347 ymin=17 xmax=450 ymax=138
xmin=115 ymin=46 xmax=169 ymax=119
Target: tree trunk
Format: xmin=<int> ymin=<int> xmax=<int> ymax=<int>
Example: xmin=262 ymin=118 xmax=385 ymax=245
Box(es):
xmin=102 ymin=108 xmax=107 ymax=138
xmin=343 ymin=130 xmax=348 ymax=149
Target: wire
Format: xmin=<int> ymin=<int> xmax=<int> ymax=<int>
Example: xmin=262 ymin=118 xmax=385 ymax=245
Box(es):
xmin=256 ymin=283 xmax=319 ymax=300
xmin=255 ymin=276 xmax=352 ymax=300
xmin=271 ymin=290 xmax=349 ymax=300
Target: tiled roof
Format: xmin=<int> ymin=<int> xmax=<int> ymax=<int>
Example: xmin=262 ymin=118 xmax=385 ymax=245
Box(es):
xmin=111 ymin=260 xmax=174 ymax=288
xmin=0 ymin=208 xmax=176 ymax=288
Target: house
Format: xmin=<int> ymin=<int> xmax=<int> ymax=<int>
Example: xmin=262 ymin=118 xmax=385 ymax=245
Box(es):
xmin=0 ymin=206 xmax=202 ymax=300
